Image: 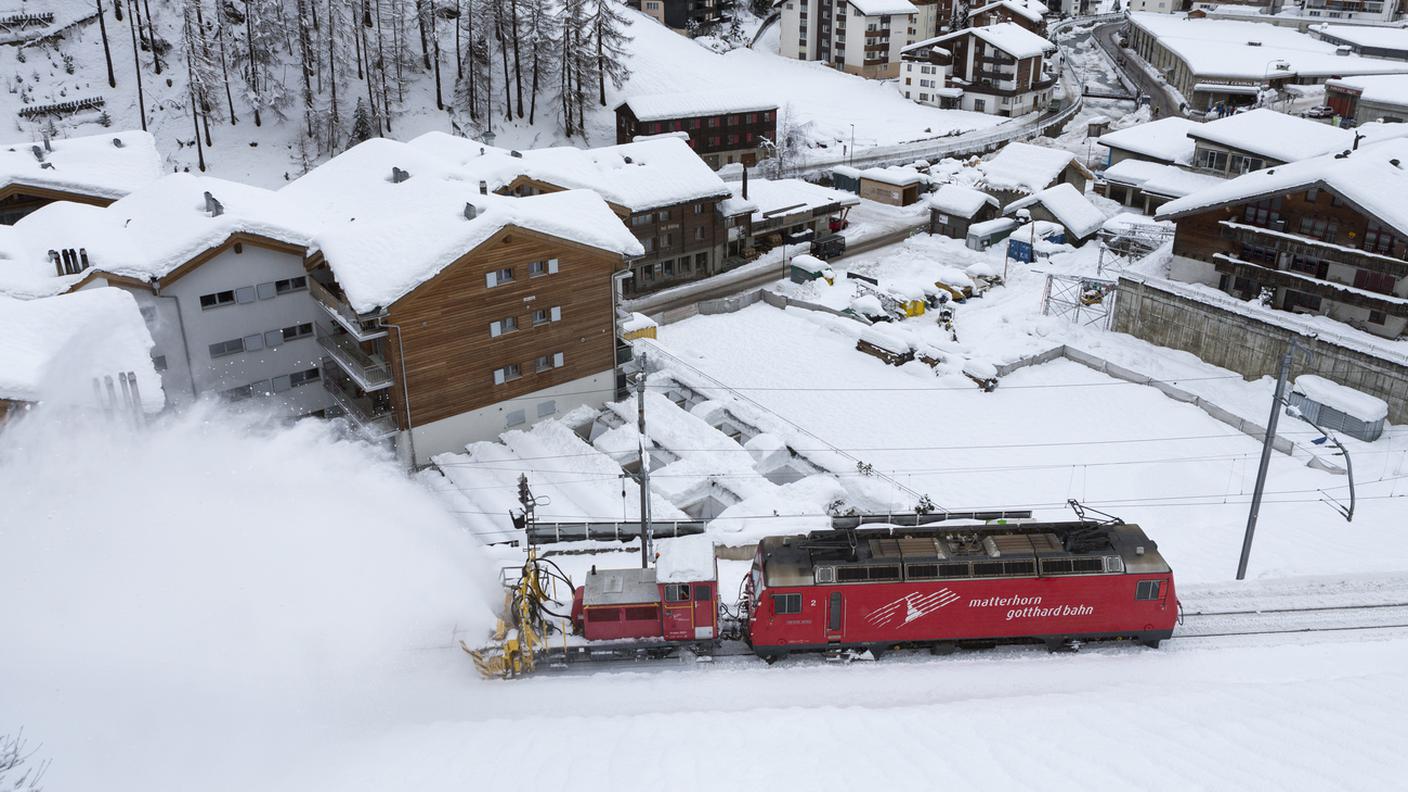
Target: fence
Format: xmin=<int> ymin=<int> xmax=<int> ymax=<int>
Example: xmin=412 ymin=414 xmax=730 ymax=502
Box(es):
xmin=19 ymin=96 xmax=104 ymax=119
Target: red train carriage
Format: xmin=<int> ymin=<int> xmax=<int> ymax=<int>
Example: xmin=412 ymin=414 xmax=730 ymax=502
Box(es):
xmin=745 ymin=521 xmax=1176 ymax=658
xmin=571 ymin=535 xmax=719 ymax=643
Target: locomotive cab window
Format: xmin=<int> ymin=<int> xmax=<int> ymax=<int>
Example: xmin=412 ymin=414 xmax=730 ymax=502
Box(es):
xmin=773 ymin=593 xmax=802 ymax=615
xmin=664 ymin=583 xmax=690 ymax=602
xmin=1136 ymin=580 xmax=1162 ymax=601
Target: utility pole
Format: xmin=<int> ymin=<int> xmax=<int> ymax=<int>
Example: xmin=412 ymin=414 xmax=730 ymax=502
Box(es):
xmin=1237 ymin=336 xmax=1297 ymax=581
xmin=636 ymin=353 xmax=653 ymax=569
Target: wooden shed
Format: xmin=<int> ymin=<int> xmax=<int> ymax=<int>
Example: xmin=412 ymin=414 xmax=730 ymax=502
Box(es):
xmin=928 ymin=184 xmax=1001 ymax=240
xmin=858 ymin=167 xmax=925 ymax=206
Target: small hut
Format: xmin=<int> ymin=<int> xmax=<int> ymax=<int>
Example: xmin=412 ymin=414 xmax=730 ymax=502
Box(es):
xmin=1287 ymin=375 xmax=1388 ymax=442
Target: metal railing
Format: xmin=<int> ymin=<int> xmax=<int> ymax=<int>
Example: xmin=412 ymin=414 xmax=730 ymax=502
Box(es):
xmin=309 ymin=269 xmax=387 ymax=341
xmin=317 ymin=328 xmax=392 ymax=391
xmin=322 ymin=373 xmax=398 ymax=439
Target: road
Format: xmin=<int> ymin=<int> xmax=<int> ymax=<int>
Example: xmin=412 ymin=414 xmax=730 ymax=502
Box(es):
xmin=627 ymin=221 xmax=926 ymax=317
xmin=1092 ymin=22 xmax=1182 ymax=119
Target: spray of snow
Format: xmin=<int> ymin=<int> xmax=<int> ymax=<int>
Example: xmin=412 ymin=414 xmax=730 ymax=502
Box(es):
xmin=0 ymin=404 xmax=496 ymax=791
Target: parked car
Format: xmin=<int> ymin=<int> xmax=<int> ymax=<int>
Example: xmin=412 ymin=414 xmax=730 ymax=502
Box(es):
xmin=1303 ymin=105 xmax=1335 ymax=119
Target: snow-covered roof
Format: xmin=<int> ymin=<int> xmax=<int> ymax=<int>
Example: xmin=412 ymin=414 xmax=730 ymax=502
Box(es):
xmin=1157 ymin=137 xmax=1408 ymax=236
xmin=1097 ymin=117 xmax=1201 ymax=165
xmin=968 ymin=0 xmax=1049 ymax=24
xmin=1187 ymin=108 xmax=1359 ymax=164
xmin=2 ymin=173 xmax=314 ymax=291
xmin=847 ymin=0 xmax=918 ymax=16
xmin=1311 ymin=23 xmax=1408 ymax=55
xmin=1326 ymin=74 xmax=1408 ymax=111
xmin=1293 ymin=375 xmax=1389 ymax=423
xmin=733 ymin=177 xmax=858 ymax=222
xmin=518 ymin=137 xmax=732 ymax=211
xmin=969 ymin=216 xmax=1019 ymax=236
xmin=931 ymin=22 xmax=1056 ymax=60
xmin=1004 ymin=183 xmax=1105 ymax=239
xmin=860 ymin=325 xmax=912 ymax=354
xmin=979 ymin=142 xmax=1082 ymax=194
xmin=0 ymin=288 xmax=163 ymax=411
xmin=618 ymin=91 xmax=778 ymax=122
xmin=0 ymin=130 xmax=161 ymax=201
xmin=1102 ymin=158 xmax=1225 ymax=198
xmin=790 ymin=253 xmax=830 ymax=274
xmin=283 ymin=138 xmax=643 ymax=314
xmin=928 ymin=183 xmax=999 ymax=218
xmin=1102 ymin=212 xmax=1173 ymax=234
xmin=655 ymin=535 xmax=717 ymax=583
xmin=901 ymin=35 xmax=952 ymax=57
xmin=1127 ymin=13 xmax=1408 ymax=81
xmin=860 ymin=166 xmax=925 ymax=187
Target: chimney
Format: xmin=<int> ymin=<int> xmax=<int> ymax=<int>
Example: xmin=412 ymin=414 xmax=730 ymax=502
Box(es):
xmin=742 ymin=166 xmax=749 ymax=201
xmin=30 ymin=144 xmax=44 ymax=162
xmin=478 ymin=180 xmax=488 ymax=195
xmin=79 ymin=248 xmax=90 ymax=271
xmin=42 ymin=132 xmax=51 ymax=152
xmin=511 ymin=150 xmax=523 ymax=159
xmin=1353 ymin=130 xmax=1364 ymax=151
xmin=203 ymin=190 xmax=224 ymax=217
xmin=624 ymin=156 xmax=634 ymax=164
xmin=464 ymin=202 xmax=479 ymax=220
xmin=391 ymin=166 xmax=410 ymax=183
xmin=1392 ymin=158 xmax=1402 ymax=168
xmin=48 ymin=249 xmax=60 ymax=276
xmin=479 ymin=146 xmax=485 ymax=155
xmin=112 ymin=137 xmax=126 ymax=148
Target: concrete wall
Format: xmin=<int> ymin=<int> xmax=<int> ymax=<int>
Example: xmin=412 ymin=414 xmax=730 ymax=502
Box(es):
xmin=403 ymin=369 xmax=614 ymax=466
xmin=1115 ymin=275 xmax=1408 ymax=424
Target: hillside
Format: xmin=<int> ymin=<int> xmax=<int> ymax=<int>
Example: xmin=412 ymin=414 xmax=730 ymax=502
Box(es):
xmin=0 ymin=1 xmax=1006 ymax=187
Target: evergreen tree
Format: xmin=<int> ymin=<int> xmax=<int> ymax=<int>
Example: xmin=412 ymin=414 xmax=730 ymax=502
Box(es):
xmin=588 ymin=0 xmax=631 ymax=107
xmin=349 ymin=97 xmax=374 ymax=145
xmin=95 ymin=0 xmax=117 ymax=88
xmin=520 ymin=0 xmax=558 ymax=125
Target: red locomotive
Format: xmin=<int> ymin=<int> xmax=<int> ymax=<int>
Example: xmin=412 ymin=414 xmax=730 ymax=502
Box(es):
xmin=567 ymin=519 xmax=1176 ymax=660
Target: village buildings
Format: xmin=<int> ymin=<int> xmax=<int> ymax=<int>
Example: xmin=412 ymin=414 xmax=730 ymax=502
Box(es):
xmin=0 ymin=130 xmax=161 ymax=224
xmin=900 ymin=22 xmax=1057 ymax=116
xmin=779 ymin=0 xmax=921 ymax=79
xmin=614 ymin=93 xmax=779 ymax=169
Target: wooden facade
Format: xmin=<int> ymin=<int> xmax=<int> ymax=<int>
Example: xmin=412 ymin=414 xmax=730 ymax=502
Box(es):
xmin=614 ymin=104 xmax=777 ymax=170
xmin=969 ymin=5 xmax=1045 ymax=36
xmin=1166 ymin=184 xmax=1408 ymax=338
xmin=312 ymin=225 xmax=625 ymax=437
xmin=0 ymin=183 xmax=115 ymax=225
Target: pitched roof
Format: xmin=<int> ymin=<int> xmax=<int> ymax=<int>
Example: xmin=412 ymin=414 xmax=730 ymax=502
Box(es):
xmin=1156 ymin=137 xmax=1408 ymax=237
xmin=846 ymin=0 xmax=918 ymax=16
xmin=0 ymin=130 xmax=161 ymax=201
xmin=979 ymin=142 xmax=1086 ymax=194
xmin=968 ymin=0 xmax=1049 ymax=24
xmin=1097 ymin=117 xmax=1202 ymax=165
xmin=1004 ymin=183 xmax=1105 ymax=239
xmin=1311 ymin=23 xmax=1408 ymax=54
xmin=930 ymin=23 xmax=1056 ymax=60
xmin=0 ymin=288 xmax=163 ymax=411
xmin=1186 ymin=108 xmax=1359 ymax=164
xmin=282 ymin=138 xmax=643 ymax=314
xmin=618 ymin=91 xmax=778 ymax=122
xmin=928 ymin=183 xmax=999 ymax=218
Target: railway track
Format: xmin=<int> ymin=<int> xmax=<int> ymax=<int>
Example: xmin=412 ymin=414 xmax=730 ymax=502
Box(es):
xmin=508 ymin=600 xmax=1408 ymax=678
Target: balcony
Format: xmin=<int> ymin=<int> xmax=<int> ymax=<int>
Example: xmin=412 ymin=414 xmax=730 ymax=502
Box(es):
xmin=322 ymin=370 xmax=398 ymax=440
xmin=309 ymin=268 xmax=388 ymax=341
xmin=317 ymin=326 xmax=392 ymax=391
xmin=1219 ymin=221 xmax=1408 ymax=280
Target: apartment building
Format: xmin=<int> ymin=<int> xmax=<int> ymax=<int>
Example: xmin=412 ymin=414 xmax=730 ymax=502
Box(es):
xmin=282 ymin=139 xmax=644 ymax=465
xmin=0 ymin=130 xmax=161 ymax=224
xmin=967 ymin=0 xmax=1048 ymax=35
xmin=1155 ymin=138 xmax=1408 ymax=339
xmin=1302 ymin=0 xmax=1401 ymax=23
xmin=779 ymin=0 xmax=920 ymax=79
xmin=901 ymin=23 xmax=1056 ymax=116
xmin=615 ymin=93 xmax=779 ymax=169
xmin=14 ymin=174 xmax=330 ymax=417
xmin=629 ymin=0 xmax=733 ymax=32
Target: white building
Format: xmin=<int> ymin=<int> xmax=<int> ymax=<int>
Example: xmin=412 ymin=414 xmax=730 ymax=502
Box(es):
xmin=1302 ymin=0 xmax=1401 ymax=23
xmin=778 ymin=0 xmax=920 ymax=79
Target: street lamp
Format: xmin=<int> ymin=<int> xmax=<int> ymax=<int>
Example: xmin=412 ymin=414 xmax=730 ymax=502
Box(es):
xmin=849 ymin=123 xmax=856 ymax=167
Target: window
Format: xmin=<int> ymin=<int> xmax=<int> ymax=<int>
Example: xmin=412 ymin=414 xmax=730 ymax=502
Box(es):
xmin=490 ymin=316 xmax=519 ymax=337
xmin=631 ymin=213 xmax=653 ymax=227
xmin=274 ymin=276 xmax=307 ymax=295
xmin=662 ymin=259 xmax=675 ymax=277
xmin=537 ymin=400 xmax=557 ymax=418
xmin=288 ymin=367 xmax=320 ymax=388
xmin=200 ymin=289 xmax=237 ymax=310
xmin=505 ymin=409 xmax=526 ymax=428
xmin=664 ymin=583 xmax=690 ymax=602
xmin=282 ymin=322 xmax=313 ymax=342
xmin=1369 ymin=309 xmax=1387 ymax=325
xmin=1241 ymin=197 xmax=1282 ymax=227
xmin=1353 ymin=269 xmax=1396 ymax=295
xmin=531 ymin=306 xmax=561 ymax=325
xmin=1135 ymin=580 xmax=1162 ymax=601
xmin=235 ymin=286 xmax=256 ymax=304
xmin=661 ymin=232 xmax=673 ymax=247
xmin=493 ymin=363 xmax=521 ymax=384
xmin=695 ymin=252 xmax=708 ymax=269
xmin=656 ymin=210 xmax=670 ymax=223
xmin=243 ymin=334 xmax=264 ymax=353
xmin=535 ymin=352 xmax=564 ymax=372
xmin=693 ymin=203 xmax=704 ymax=215
xmin=528 ymin=258 xmax=560 ymax=277
xmin=152 ymin=354 xmax=167 ymax=372
xmin=485 ymin=267 xmax=513 ymax=287
xmin=772 ymin=593 xmax=802 ymax=615
xmin=209 ymin=338 xmax=245 ymax=358
xmin=1364 ymin=221 xmax=1401 ymax=256
xmin=642 ymin=237 xmax=655 ymax=253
